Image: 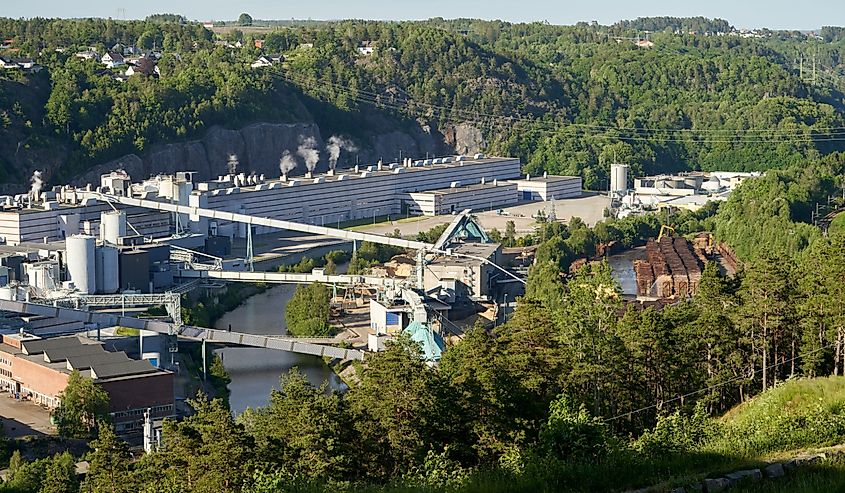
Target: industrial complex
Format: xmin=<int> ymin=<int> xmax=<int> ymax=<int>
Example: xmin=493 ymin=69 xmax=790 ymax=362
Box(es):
xmin=0 ymin=149 xmax=757 ymax=436
xmin=0 ymin=154 xmax=586 ymax=434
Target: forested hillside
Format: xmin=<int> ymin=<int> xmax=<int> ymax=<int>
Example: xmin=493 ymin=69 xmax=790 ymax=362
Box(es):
xmin=3 ymin=17 xmax=845 ymax=188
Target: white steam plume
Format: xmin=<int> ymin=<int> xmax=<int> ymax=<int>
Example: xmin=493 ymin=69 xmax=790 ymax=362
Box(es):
xmin=296 ymin=137 xmax=320 ymax=173
xmin=227 ymin=154 xmax=239 ymax=175
xmin=326 ymin=135 xmax=358 ymax=170
xmin=29 ymin=170 xmax=43 ymax=205
xmin=279 ymin=150 xmax=297 ymax=177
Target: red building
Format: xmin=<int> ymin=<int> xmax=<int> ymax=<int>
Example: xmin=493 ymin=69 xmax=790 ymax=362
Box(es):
xmin=0 ymin=334 xmax=174 ymax=435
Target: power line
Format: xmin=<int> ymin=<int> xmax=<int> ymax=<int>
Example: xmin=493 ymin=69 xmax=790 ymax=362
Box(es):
xmin=272 ymin=71 xmax=845 ymax=144
xmin=604 ymin=341 xmax=837 ymax=422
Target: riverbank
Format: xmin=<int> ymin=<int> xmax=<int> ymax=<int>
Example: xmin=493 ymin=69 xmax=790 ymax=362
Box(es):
xmin=212 ymin=284 xmax=346 ymax=414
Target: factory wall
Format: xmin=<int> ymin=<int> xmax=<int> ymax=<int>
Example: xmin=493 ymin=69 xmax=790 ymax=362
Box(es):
xmin=0 ymin=203 xmax=171 ymax=246
xmin=203 ymin=158 xmax=522 ymax=237
xmin=512 ymin=176 xmax=582 ymax=201
xmin=404 ymin=183 xmax=519 ymax=216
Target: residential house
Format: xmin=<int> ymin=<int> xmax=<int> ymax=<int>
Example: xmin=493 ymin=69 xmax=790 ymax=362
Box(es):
xmin=635 ymin=39 xmax=655 ymax=48
xmin=101 ymin=52 xmax=125 ymax=68
xmin=125 ymin=57 xmax=159 ymax=77
xmin=0 ymin=39 xmax=12 ymax=50
xmin=0 ymin=57 xmax=18 ymax=69
xmin=254 ymin=39 xmax=264 ymax=49
xmin=13 ymin=58 xmax=36 ymax=70
xmin=250 ymin=53 xmax=284 ymax=69
xmin=357 ymin=41 xmax=375 ymax=56
xmin=75 ymin=50 xmax=100 ymax=61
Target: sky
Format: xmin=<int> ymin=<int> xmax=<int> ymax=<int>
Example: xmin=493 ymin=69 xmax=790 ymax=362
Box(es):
xmin=4 ymin=0 xmax=844 ymax=31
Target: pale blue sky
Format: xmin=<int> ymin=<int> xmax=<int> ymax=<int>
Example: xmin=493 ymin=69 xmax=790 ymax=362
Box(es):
xmin=3 ymin=0 xmax=843 ymax=30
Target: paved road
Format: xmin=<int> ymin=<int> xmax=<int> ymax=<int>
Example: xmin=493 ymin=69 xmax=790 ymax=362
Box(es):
xmin=0 ymin=394 xmax=55 ymax=437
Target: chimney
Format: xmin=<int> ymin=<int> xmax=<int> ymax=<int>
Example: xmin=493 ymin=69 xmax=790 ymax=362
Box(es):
xmin=526 ymin=174 xmax=531 ymax=181
xmin=305 ymin=171 xmax=313 ymax=179
xmin=327 ymin=169 xmax=335 ymax=176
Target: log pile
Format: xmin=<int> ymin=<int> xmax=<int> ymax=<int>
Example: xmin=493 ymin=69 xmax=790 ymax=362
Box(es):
xmin=635 ymin=236 xmax=704 ymax=298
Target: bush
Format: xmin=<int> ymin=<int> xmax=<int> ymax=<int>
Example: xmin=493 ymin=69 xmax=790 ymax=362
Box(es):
xmin=540 ymin=394 xmax=609 ymax=462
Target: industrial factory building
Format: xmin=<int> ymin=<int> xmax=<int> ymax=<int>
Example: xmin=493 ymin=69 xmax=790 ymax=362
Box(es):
xmin=633 ymin=171 xmax=759 ymax=197
xmin=0 ymin=155 xmax=584 ymax=245
xmin=509 ymin=174 xmax=583 ymax=201
xmin=405 ymin=181 xmax=519 ymax=216
xmin=0 ymin=333 xmax=174 ymax=434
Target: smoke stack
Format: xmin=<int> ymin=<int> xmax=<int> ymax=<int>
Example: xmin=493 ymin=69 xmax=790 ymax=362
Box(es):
xmin=279 ymin=150 xmax=296 ymax=181
xmin=327 ymin=169 xmax=335 ymax=176
xmin=305 ymin=171 xmax=313 ymax=179
xmin=297 ymin=136 xmax=320 ymax=174
xmin=29 ymin=170 xmax=43 ymax=207
xmin=326 ymin=135 xmax=357 ymax=171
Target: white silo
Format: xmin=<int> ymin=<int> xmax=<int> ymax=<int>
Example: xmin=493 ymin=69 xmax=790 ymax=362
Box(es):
xmin=95 ymin=245 xmax=119 ymax=294
xmin=66 ymin=235 xmax=96 ymax=294
xmin=100 ymin=211 xmax=127 ymax=245
xmin=610 ymin=163 xmax=630 ymax=194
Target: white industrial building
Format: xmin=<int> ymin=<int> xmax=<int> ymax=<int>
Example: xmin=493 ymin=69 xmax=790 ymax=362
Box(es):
xmin=633 ymin=171 xmax=760 ymax=197
xmin=405 ymin=181 xmax=519 ymax=216
xmin=509 ymin=174 xmax=582 ymax=201
xmin=0 ymin=156 xmax=588 ymax=244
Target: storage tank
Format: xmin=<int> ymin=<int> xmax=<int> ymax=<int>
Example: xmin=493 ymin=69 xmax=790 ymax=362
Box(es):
xmin=66 ymin=235 xmax=96 ymax=294
xmin=100 ymin=211 xmax=127 ymax=245
xmin=610 ymin=163 xmax=629 ymax=194
xmin=95 ymin=246 xmax=119 ymax=294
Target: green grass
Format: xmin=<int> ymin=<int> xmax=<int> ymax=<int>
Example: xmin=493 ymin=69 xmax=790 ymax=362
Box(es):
xmin=344 ymin=214 xmax=429 ymax=232
xmin=708 ymin=377 xmax=845 ymax=458
xmin=830 ymin=213 xmax=845 ymax=237
xmin=732 ymin=456 xmax=845 ymax=493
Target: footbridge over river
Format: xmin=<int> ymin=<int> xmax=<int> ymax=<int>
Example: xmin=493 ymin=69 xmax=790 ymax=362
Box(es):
xmin=0 ymin=299 xmax=365 ymax=361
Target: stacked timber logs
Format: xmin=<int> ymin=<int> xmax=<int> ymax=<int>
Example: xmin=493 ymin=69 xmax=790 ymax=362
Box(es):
xmin=635 ymin=236 xmax=704 ymax=298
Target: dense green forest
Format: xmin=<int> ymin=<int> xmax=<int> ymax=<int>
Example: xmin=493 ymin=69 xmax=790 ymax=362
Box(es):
xmin=3 ymin=17 xmax=845 ymax=186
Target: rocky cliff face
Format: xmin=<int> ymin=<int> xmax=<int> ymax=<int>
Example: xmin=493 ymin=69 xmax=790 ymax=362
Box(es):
xmin=72 ymin=120 xmax=486 ymax=186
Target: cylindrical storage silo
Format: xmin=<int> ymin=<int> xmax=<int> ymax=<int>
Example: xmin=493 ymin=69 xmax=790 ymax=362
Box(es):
xmin=100 ymin=211 xmax=126 ymax=245
xmin=610 ymin=164 xmax=629 ymax=194
xmin=66 ymin=235 xmax=96 ymax=294
xmin=95 ymin=245 xmax=119 ymax=294
xmin=610 ymin=164 xmax=619 ymax=193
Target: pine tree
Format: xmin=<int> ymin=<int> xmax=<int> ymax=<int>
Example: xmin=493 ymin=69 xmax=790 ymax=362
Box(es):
xmin=80 ymin=422 xmax=132 ymax=493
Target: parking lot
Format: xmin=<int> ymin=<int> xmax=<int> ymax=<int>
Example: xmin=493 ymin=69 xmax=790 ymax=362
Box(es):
xmin=0 ymin=393 xmax=55 ymax=437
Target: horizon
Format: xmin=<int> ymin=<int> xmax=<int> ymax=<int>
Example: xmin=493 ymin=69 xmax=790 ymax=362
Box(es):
xmin=3 ymin=0 xmax=844 ymax=31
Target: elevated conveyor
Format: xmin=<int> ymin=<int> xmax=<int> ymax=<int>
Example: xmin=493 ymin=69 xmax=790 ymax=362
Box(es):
xmin=0 ymin=300 xmax=364 ymax=361
xmin=84 ymin=192 xmax=432 ymax=250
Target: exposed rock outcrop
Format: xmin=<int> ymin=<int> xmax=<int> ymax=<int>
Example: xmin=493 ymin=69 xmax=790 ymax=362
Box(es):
xmin=71 ymin=120 xmax=482 ymax=186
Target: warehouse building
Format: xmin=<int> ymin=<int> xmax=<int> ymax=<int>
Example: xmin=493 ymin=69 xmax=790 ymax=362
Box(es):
xmin=509 ymin=174 xmax=583 ymax=201
xmin=0 ymin=333 xmax=174 ymax=435
xmin=403 ymin=181 xmax=519 ymax=216
xmin=194 ymin=156 xmax=524 ymax=236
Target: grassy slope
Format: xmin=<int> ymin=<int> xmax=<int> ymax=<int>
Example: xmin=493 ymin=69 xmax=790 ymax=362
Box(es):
xmin=732 ymin=456 xmax=845 ymax=493
xmin=830 ymin=213 xmax=845 ymax=236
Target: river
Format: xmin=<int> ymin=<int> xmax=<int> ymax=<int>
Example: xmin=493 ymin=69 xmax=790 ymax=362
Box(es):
xmin=213 ymin=284 xmax=345 ymax=415
xmin=606 ymin=246 xmax=647 ymax=297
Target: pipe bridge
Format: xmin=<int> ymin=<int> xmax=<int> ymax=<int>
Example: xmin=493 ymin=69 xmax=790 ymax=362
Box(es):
xmin=0 ymin=300 xmax=364 ymax=361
